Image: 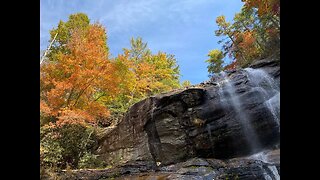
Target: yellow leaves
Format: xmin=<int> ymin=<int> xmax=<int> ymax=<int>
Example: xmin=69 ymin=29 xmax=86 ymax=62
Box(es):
xmin=137 ymin=62 xmax=155 ymax=78
xmin=41 ymin=27 xmax=180 ymax=128
xmin=182 ymin=80 xmax=191 ymax=87
xmin=216 ymin=15 xmax=226 ymax=24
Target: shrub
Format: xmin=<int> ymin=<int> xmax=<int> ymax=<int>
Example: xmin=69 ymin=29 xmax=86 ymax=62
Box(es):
xmin=78 ymin=152 xmax=106 ymax=169
xmin=40 ymin=123 xmax=100 ymax=169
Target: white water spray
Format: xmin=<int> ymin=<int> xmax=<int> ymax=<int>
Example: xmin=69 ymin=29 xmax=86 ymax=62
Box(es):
xmin=218 ymin=74 xmax=261 ymax=152
xmin=245 ymin=68 xmax=280 ymax=127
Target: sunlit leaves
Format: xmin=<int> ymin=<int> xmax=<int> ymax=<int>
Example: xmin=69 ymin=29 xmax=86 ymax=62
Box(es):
xmin=205 ymin=49 xmax=225 ymax=75
xmin=110 ymin=37 xmax=181 ymax=113
xmin=181 ymin=80 xmax=191 ymax=87
xmin=41 ymin=23 xmax=117 ymax=127
xmin=211 ymin=1 xmax=280 ymax=72
xmin=242 ymin=0 xmax=280 ymax=17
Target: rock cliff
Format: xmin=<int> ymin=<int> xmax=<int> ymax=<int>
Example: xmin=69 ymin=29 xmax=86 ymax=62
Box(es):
xmin=57 ymin=58 xmax=280 ymax=180
xmin=96 ymin=58 xmax=280 ymax=166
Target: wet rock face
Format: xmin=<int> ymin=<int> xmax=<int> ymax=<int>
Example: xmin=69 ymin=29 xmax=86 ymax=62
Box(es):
xmin=96 ymin=58 xmax=280 ymax=166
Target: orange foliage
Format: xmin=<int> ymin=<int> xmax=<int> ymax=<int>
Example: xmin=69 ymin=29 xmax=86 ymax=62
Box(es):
xmin=40 ymin=24 xmax=119 ymax=126
xmin=242 ymin=0 xmax=280 ymax=17
xmin=234 ymin=30 xmax=261 ymax=63
xmin=40 ymin=100 xmax=52 ymax=115
xmin=56 ymin=109 xmax=94 ymax=127
xmin=224 ymin=61 xmax=238 ymax=70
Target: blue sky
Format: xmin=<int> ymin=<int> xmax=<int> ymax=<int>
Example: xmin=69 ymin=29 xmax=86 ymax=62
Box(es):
xmin=40 ymin=0 xmax=243 ymax=84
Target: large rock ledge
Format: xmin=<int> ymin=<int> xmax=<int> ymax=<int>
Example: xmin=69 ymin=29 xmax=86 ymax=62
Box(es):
xmin=55 ymin=149 xmax=280 ymax=180
xmin=49 ymin=58 xmax=280 ymax=180
xmin=95 ymin=58 xmax=280 ymax=167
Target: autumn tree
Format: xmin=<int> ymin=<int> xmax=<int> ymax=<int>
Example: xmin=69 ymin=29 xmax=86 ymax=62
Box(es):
xmin=242 ymin=0 xmax=280 ymax=17
xmin=46 ymin=13 xmax=97 ymax=62
xmin=40 ymin=14 xmax=182 ymax=169
xmin=205 ymin=49 xmax=225 ymax=76
xmin=181 ymin=80 xmax=191 ymax=87
xmin=109 ymin=37 xmax=180 ymax=118
xmin=40 ymin=14 xmax=117 ymax=169
xmin=128 ymin=37 xmax=180 ymax=96
xmin=215 ymin=15 xmax=237 ymax=59
xmin=41 ymin=23 xmax=117 ymax=127
xmin=126 ymin=37 xmax=151 ymax=62
xmin=210 ymin=0 xmax=280 ymax=72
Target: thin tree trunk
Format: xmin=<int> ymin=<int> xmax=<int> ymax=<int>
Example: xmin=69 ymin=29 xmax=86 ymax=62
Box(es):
xmin=40 ymin=32 xmax=58 ymax=65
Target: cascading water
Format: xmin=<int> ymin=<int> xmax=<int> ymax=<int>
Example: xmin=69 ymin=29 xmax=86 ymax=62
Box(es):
xmin=244 ymin=68 xmax=279 ymax=91
xmin=217 ymin=71 xmax=261 ymax=153
xmin=250 ymin=151 xmax=266 ymax=162
xmin=263 ymin=166 xmax=280 ymax=180
xmin=265 ymin=93 xmax=280 ymax=126
xmin=267 ymin=165 xmax=280 ymax=180
xmin=245 ymin=68 xmax=280 ymax=128
xmin=245 ymin=69 xmax=281 ymax=180
xmin=249 ymin=151 xmax=280 ymax=180
xmin=206 ymin=124 xmax=215 ymax=153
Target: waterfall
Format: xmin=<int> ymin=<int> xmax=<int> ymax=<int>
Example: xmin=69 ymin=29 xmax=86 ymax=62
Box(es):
xmin=245 ymin=68 xmax=280 ymax=127
xmin=206 ymin=124 xmax=215 ymax=153
xmin=249 ymin=151 xmax=268 ymax=163
xmin=265 ymin=93 xmax=280 ymax=126
xmin=249 ymin=151 xmax=280 ymax=180
xmin=244 ymin=68 xmax=279 ymax=91
xmin=264 ymin=173 xmax=273 ymax=180
xmin=263 ymin=167 xmax=280 ymax=180
xmin=218 ymin=73 xmax=261 ymax=153
xmin=267 ymin=165 xmax=280 ymax=180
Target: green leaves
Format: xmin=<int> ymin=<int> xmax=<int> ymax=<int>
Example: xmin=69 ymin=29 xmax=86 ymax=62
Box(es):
xmin=40 ymin=124 xmax=98 ymax=169
xmin=78 ymin=152 xmax=105 ymax=169
xmin=129 ymin=37 xmax=151 ymax=62
xmin=210 ymin=0 xmax=280 ymax=72
xmin=47 ymin=13 xmax=92 ymax=62
xmin=206 ymin=49 xmax=225 ymax=76
xmin=41 ymin=13 xmax=183 ymax=171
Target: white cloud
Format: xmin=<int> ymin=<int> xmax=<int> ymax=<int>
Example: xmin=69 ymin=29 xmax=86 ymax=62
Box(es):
xmin=97 ymin=0 xmax=220 ymax=35
xmin=99 ymin=0 xmax=159 ymax=34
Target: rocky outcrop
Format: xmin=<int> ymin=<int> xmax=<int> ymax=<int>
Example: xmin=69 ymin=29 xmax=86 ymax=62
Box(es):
xmin=57 ymin=149 xmax=280 ymax=180
xmin=51 ymin=58 xmax=280 ymax=179
xmin=96 ymin=58 xmax=280 ymax=167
